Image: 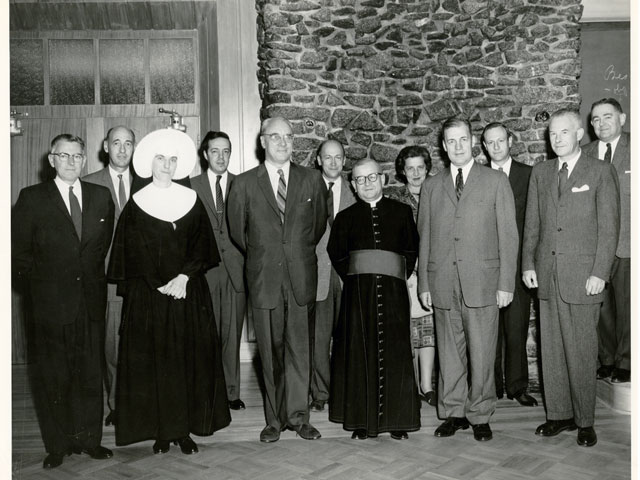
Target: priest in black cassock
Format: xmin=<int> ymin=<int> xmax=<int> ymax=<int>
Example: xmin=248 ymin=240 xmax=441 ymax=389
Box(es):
xmin=327 ymin=158 xmax=421 ymax=440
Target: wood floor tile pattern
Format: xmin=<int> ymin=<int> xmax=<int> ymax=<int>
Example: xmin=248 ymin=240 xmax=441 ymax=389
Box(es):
xmin=12 ymin=364 xmax=630 ymax=480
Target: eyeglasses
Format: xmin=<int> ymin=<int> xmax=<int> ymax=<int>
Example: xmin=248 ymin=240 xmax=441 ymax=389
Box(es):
xmin=52 ymin=152 xmax=84 ymax=163
xmin=263 ymin=133 xmax=294 ymax=143
xmin=354 ymin=173 xmax=382 ymax=185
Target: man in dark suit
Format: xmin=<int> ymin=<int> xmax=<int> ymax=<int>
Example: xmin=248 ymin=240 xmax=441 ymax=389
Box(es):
xmin=310 ymin=139 xmax=356 ymax=412
xmin=191 ymin=131 xmax=247 ymax=410
xmin=481 ymin=122 xmax=536 ymax=407
xmin=227 ymin=116 xmax=328 ymax=442
xmin=418 ymin=117 xmax=518 ymax=442
xmin=83 ymin=125 xmax=135 ymax=427
xmin=523 ymin=109 xmax=619 ymax=447
xmin=582 ymin=98 xmax=630 ymax=384
xmin=13 ymin=134 xmax=115 ymax=468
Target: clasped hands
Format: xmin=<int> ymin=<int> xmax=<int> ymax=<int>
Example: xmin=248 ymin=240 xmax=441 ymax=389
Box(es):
xmin=157 ymin=274 xmax=189 ymax=299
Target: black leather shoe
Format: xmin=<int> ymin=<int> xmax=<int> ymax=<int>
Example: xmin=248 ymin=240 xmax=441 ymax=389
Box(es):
xmin=434 ymin=417 xmax=470 ymax=437
xmin=82 ymin=446 xmax=113 ymax=460
xmin=508 ymin=391 xmax=538 ymax=407
xmin=260 ymin=425 xmax=281 ymax=443
xmin=43 ymin=453 xmax=65 ymax=469
xmin=294 ymin=423 xmax=321 ymax=440
xmin=472 ymin=423 xmax=492 ymax=441
xmin=105 ymin=410 xmax=116 ymax=427
xmin=577 ymin=427 xmax=598 ymax=447
xmin=174 ymin=436 xmax=198 ymax=454
xmin=390 ymin=431 xmax=408 ymax=440
xmin=421 ymin=391 xmax=437 ymax=407
xmin=153 ymin=440 xmax=170 ymax=454
xmin=611 ymin=368 xmax=630 ymax=383
xmin=229 ymin=399 xmax=246 ymax=410
xmin=351 ymin=429 xmax=367 ymax=440
xmin=310 ymin=399 xmax=326 ymax=412
xmin=597 ymin=364 xmax=615 ymax=379
xmin=535 ymin=419 xmax=577 ymax=437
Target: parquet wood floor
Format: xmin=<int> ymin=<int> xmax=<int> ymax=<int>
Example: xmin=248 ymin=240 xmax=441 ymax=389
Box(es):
xmin=12 ymin=363 xmax=631 ymax=480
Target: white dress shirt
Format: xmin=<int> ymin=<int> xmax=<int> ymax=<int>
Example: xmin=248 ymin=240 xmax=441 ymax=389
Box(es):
xmin=264 ymin=160 xmax=290 ymax=199
xmin=108 ymin=166 xmax=131 ymax=203
xmin=559 ymin=148 xmax=582 ymax=177
xmin=54 ymin=176 xmax=82 ymax=213
xmin=597 ymin=135 xmax=621 ymax=161
xmin=449 ymin=159 xmax=475 ymax=187
xmin=323 ymin=175 xmax=342 ymax=215
xmin=207 ymin=168 xmax=229 ymax=210
xmin=490 ymin=157 xmax=513 ymax=176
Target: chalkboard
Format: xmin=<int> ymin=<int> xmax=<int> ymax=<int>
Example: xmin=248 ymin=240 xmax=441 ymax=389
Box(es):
xmin=579 ymin=22 xmax=631 ymax=143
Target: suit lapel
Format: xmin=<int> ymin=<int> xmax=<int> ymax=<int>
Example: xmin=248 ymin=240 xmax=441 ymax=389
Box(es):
xmin=459 ymin=161 xmax=480 ymax=202
xmin=80 ymin=181 xmax=92 ymax=245
xmin=566 ymin=154 xmax=586 ymax=192
xmin=199 ymin=172 xmax=219 ymax=227
xmin=284 ymin=164 xmax=302 ymax=226
xmin=47 ymin=180 xmax=79 ymax=240
xmin=612 ymin=133 xmax=629 ymax=170
xmin=338 ymin=176 xmax=353 ymax=211
xmin=549 ymin=158 xmax=560 ymax=207
xmin=442 ymin=168 xmax=458 ymax=206
xmin=257 ymin=163 xmax=280 ymax=219
xmin=99 ymin=168 xmax=121 ymax=215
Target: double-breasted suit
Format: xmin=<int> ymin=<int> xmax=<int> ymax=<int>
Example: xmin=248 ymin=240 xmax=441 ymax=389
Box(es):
xmin=487 ymin=160 xmax=533 ymax=398
xmin=227 ymin=162 xmax=327 ymax=429
xmin=191 ymin=171 xmax=246 ymax=401
xmin=312 ymin=176 xmax=356 ymax=404
xmin=418 ymin=161 xmax=518 ymax=425
xmin=522 ymin=153 xmax=619 ymax=426
xmin=83 ymin=166 xmax=133 ymax=413
xmin=13 ymin=180 xmax=114 ymax=455
xmin=582 ymin=133 xmax=630 ymax=372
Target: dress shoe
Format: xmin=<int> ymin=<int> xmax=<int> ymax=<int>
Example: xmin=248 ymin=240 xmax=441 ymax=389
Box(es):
xmin=105 ymin=410 xmax=117 ymax=427
xmin=472 ymin=423 xmax=493 ymax=441
xmin=81 ymin=445 xmax=113 ymax=460
xmin=434 ymin=417 xmax=470 ymax=437
xmin=351 ymin=429 xmax=367 ymax=440
xmin=577 ymin=427 xmax=598 ymax=447
xmin=310 ymin=399 xmax=326 ymax=412
xmin=390 ymin=431 xmax=408 ymax=440
xmin=259 ymin=425 xmax=281 ymax=443
xmin=43 ymin=453 xmax=65 ymax=469
xmin=153 ymin=440 xmax=170 ymax=454
xmin=174 ymin=436 xmax=198 ymax=454
xmin=293 ymin=423 xmax=322 ymax=440
xmin=229 ymin=399 xmax=246 ymax=410
xmin=611 ymin=368 xmax=630 ymax=383
xmin=421 ymin=390 xmax=437 ymax=407
xmin=597 ymin=364 xmax=615 ymax=379
xmin=508 ymin=391 xmax=538 ymax=407
xmin=535 ymin=418 xmax=577 ymax=437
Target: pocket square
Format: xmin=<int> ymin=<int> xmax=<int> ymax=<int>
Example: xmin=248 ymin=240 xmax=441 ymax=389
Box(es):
xmin=100 ymin=218 xmax=105 ymax=222
xmin=306 ymin=198 xmax=312 ymax=202
xmin=625 ymin=170 xmax=631 ymax=174
xmin=572 ymin=185 xmax=589 ymax=193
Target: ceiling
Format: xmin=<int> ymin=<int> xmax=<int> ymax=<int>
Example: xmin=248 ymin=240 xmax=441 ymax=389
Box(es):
xmin=10 ymin=0 xmax=217 ymax=31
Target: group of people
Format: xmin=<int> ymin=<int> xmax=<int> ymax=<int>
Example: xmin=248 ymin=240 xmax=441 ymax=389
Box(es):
xmin=12 ymin=97 xmax=628 ymax=469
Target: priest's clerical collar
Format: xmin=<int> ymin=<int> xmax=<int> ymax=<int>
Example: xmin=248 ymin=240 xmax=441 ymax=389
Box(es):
xmin=133 ymin=182 xmax=196 ymax=223
xmin=364 ymin=195 xmax=382 ymax=207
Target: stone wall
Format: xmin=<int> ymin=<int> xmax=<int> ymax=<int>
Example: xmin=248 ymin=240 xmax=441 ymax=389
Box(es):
xmin=256 ymin=0 xmax=583 ymax=182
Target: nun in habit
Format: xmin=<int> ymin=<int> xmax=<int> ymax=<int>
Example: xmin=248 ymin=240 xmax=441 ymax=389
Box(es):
xmin=108 ymin=129 xmax=231 ymax=455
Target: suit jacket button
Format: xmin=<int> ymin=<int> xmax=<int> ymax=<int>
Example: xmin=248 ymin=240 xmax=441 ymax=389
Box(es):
xmin=551 ymin=251 xmax=555 ymax=255
xmin=557 ymin=227 xmax=562 ymax=232
xmin=76 ymin=277 xmax=81 ymax=281
xmin=453 ymin=261 xmax=456 ymax=265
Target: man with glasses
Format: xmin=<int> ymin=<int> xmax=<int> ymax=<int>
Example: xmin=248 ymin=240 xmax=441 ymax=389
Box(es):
xmin=418 ymin=117 xmax=518 ymax=442
xmin=327 ymin=158 xmax=420 ymax=440
xmin=83 ymin=125 xmax=135 ymax=427
xmin=227 ymin=117 xmax=327 ymax=442
xmin=310 ymin=139 xmax=356 ymax=413
xmin=192 ymin=131 xmax=247 ymax=411
xmin=13 ymin=134 xmax=115 ymax=468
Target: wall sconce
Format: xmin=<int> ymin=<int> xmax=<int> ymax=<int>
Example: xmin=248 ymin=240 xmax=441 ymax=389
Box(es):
xmin=10 ymin=110 xmax=28 ymax=137
xmin=159 ymin=108 xmax=187 ymax=132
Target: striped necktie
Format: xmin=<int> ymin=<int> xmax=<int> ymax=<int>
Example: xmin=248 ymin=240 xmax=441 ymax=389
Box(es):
xmin=327 ymin=182 xmax=335 ymax=226
xmin=277 ymin=169 xmax=286 ymax=224
xmin=455 ymin=168 xmax=464 ymax=200
xmin=604 ymin=143 xmax=612 ymax=163
xmin=215 ymin=174 xmax=224 ymax=221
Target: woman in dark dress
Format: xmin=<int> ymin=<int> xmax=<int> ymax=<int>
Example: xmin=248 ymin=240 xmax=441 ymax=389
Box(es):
xmin=108 ymin=129 xmax=230 ymax=455
xmin=385 ymin=145 xmax=436 ymax=407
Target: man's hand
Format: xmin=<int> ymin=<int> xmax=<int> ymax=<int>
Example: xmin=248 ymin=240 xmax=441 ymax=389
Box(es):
xmin=157 ymin=274 xmax=189 ymax=299
xmin=496 ymin=290 xmax=513 ymax=308
xmin=586 ymin=275 xmax=605 ymax=296
xmin=419 ymin=291 xmax=432 ymax=310
xmin=522 ymin=270 xmax=538 ymax=289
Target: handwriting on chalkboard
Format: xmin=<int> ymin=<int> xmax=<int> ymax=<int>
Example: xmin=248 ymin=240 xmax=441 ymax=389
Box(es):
xmin=603 ymin=64 xmax=629 ymax=98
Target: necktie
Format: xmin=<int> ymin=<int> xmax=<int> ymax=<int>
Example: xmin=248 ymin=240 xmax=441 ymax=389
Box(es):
xmin=117 ymin=174 xmax=127 ymax=210
xmin=558 ymin=162 xmax=568 ymax=197
xmin=215 ymin=174 xmax=224 ymax=220
xmin=455 ymin=168 xmax=464 ymax=200
xmin=498 ymin=166 xmax=504 ymax=174
xmin=327 ymin=182 xmax=335 ymax=226
xmin=604 ymin=143 xmax=612 ymax=163
xmin=276 ymin=169 xmax=287 ymax=224
xmin=69 ymin=186 xmax=82 ymax=239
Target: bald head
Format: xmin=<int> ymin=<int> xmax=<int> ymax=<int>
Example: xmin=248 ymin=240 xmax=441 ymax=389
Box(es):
xmin=104 ymin=125 xmax=135 ymax=173
xmin=260 ymin=116 xmax=294 ymax=166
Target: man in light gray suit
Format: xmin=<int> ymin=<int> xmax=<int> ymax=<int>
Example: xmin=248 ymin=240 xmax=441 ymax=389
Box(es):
xmin=310 ymin=140 xmax=356 ymax=412
xmin=83 ymin=125 xmax=135 ymax=427
xmin=582 ymin=98 xmax=630 ymax=384
xmin=418 ymin=117 xmax=518 ymax=442
xmin=523 ymin=109 xmax=619 ymax=447
xmin=191 ymin=131 xmax=247 ymax=410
